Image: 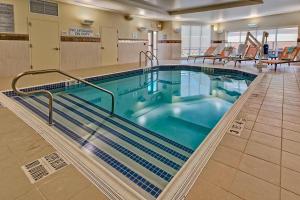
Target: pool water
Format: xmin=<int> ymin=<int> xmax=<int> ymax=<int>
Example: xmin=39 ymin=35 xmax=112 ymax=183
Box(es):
xmin=59 ymin=69 xmax=252 ymax=150
xmin=11 ymin=66 xmax=255 ymax=198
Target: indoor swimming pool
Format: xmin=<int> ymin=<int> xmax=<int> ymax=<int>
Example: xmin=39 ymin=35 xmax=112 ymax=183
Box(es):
xmin=5 ymin=65 xmax=256 ymax=199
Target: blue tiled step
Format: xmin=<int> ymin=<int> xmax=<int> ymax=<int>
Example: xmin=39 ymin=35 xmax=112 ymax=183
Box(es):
xmin=15 ymin=97 xmax=162 ymax=198
xmin=25 ymin=96 xmax=172 ymax=187
xmin=68 ymin=94 xmax=194 ymax=155
xmin=58 ymin=94 xmax=191 ymax=162
xmin=14 ymin=93 xmax=194 ymax=198
xmin=55 ymin=95 xmax=184 ymax=170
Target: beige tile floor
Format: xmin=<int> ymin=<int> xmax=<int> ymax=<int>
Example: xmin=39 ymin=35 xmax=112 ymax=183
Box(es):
xmin=0 ymin=107 xmax=108 ymax=200
xmin=1 ymin=60 xmax=300 ymax=200
xmin=187 ymin=64 xmax=300 ymax=200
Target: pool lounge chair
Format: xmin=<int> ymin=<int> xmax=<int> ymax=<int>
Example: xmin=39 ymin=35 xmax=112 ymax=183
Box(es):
xmin=203 ymin=47 xmax=234 ymax=64
xmin=187 ymin=46 xmax=217 ymax=63
xmin=262 ymin=47 xmax=300 ymax=71
xmin=223 ymin=44 xmax=248 ymax=64
xmin=232 ymin=45 xmax=260 ymax=67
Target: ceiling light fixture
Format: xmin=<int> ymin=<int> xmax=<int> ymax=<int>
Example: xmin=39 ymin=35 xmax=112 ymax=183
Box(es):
xmin=139 ymin=9 xmax=145 ymax=15
xmin=137 ymin=26 xmax=147 ymax=32
xmin=248 ymin=23 xmax=258 ymax=28
xmin=213 ymin=24 xmax=218 ymax=32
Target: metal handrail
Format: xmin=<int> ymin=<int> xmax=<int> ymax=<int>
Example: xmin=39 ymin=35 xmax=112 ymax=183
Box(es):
xmin=139 ymin=51 xmax=159 ymax=67
xmin=146 ymin=51 xmax=159 ymax=66
xmin=139 ymin=51 xmax=153 ymax=67
xmin=12 ymin=69 xmax=115 ymax=125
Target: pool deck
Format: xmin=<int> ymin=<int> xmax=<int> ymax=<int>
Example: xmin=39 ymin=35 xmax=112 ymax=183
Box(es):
xmin=1 ymin=60 xmax=300 ymax=200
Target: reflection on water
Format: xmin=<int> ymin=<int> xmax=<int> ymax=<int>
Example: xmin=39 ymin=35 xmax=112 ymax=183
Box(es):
xmin=62 ymin=69 xmax=253 ymax=150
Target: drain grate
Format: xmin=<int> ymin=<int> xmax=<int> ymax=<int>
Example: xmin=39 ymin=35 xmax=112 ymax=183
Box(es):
xmin=227 ymin=118 xmax=246 ymax=136
xmin=45 ymin=152 xmax=68 ymax=170
xmin=21 ymin=152 xmax=69 ymax=183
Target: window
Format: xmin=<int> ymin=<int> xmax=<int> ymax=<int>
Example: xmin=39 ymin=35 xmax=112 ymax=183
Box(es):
xmin=226 ymin=26 xmax=298 ymax=51
xmin=277 ymin=27 xmax=298 ymax=49
xmin=181 ymin=25 xmax=191 ymax=57
xmin=181 ymin=25 xmax=211 ymax=57
xmin=227 ymin=31 xmax=241 ymax=49
xmin=0 ymin=3 xmax=14 ymax=32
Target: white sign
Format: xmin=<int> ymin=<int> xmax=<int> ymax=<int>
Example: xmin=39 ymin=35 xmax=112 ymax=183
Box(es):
xmin=69 ymin=28 xmax=93 ymax=37
xmin=132 ymin=32 xmax=138 ymax=39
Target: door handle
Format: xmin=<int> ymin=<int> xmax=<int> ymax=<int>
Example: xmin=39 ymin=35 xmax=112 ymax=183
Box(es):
xmin=53 ymin=47 xmax=60 ymax=50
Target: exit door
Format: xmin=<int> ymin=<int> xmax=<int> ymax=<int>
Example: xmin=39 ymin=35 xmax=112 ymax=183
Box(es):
xmin=101 ymin=26 xmax=118 ymax=66
xmin=29 ymin=19 xmax=60 ymax=70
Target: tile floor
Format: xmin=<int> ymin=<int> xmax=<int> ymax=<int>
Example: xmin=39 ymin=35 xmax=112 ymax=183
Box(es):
xmin=1 ymin=61 xmax=300 ymax=200
xmin=0 ymin=107 xmax=107 ymax=200
xmin=187 ymin=64 xmax=300 ymax=200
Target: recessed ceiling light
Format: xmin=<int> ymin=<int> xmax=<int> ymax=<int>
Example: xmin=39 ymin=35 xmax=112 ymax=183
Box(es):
xmin=139 ymin=9 xmax=145 ymax=15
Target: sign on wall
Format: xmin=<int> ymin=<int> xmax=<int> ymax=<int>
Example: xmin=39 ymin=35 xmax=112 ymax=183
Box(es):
xmin=132 ymin=32 xmax=138 ymax=39
xmin=0 ymin=3 xmax=14 ymax=32
xmin=69 ymin=28 xmax=93 ymax=37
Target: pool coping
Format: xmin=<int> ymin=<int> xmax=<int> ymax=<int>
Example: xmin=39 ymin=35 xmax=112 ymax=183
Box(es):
xmin=0 ymin=65 xmax=263 ymax=200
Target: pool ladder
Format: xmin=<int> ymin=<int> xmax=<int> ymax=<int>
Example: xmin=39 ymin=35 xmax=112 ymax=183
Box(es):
xmin=12 ymin=69 xmax=115 ymax=125
xmin=139 ymin=51 xmax=159 ymax=71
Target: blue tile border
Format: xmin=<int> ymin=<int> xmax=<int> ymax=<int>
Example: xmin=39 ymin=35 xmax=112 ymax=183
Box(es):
xmin=3 ymin=65 xmax=256 ymax=98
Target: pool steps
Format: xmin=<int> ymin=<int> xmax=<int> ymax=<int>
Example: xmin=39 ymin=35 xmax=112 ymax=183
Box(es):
xmin=14 ymin=94 xmax=194 ymax=198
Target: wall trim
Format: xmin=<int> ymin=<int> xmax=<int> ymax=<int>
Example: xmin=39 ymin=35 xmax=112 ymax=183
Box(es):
xmin=61 ymin=36 xmax=101 ymax=42
xmin=158 ymin=40 xmax=181 ymax=44
xmin=0 ymin=33 xmax=29 ymax=41
xmin=118 ymin=38 xmax=148 ymax=42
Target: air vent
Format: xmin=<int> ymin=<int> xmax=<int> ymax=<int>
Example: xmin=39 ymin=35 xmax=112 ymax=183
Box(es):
xmin=30 ymin=0 xmax=58 ymax=16
xmin=0 ymin=3 xmax=14 ymax=32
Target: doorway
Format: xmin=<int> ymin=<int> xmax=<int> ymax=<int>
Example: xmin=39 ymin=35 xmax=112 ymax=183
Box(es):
xmin=101 ymin=26 xmax=118 ymax=66
xmin=29 ymin=19 xmax=60 ymax=70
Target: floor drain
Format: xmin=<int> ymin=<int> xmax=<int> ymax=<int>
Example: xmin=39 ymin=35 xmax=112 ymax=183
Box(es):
xmin=227 ymin=118 xmax=246 ymax=136
xmin=21 ymin=152 xmax=69 ymax=183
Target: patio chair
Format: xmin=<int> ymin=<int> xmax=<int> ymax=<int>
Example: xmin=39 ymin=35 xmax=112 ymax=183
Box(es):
xmin=203 ymin=47 xmax=234 ymax=64
xmin=231 ymin=45 xmax=260 ymax=67
xmin=187 ymin=46 xmax=217 ymax=63
xmin=262 ymin=47 xmax=300 ymax=71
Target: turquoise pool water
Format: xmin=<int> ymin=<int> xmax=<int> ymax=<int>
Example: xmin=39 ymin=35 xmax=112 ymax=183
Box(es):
xmin=56 ymin=68 xmax=254 ymax=150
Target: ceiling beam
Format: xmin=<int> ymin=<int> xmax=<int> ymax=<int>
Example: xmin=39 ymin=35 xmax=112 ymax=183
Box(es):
xmin=168 ymin=0 xmax=264 ymax=15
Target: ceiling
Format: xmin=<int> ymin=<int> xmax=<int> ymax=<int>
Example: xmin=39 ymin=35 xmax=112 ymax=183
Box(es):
xmin=62 ymin=0 xmax=300 ymax=23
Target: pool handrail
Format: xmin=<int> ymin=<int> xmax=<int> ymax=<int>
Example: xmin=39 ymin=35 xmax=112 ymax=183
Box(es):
xmin=139 ymin=51 xmax=159 ymax=67
xmin=12 ymin=69 xmax=115 ymax=125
